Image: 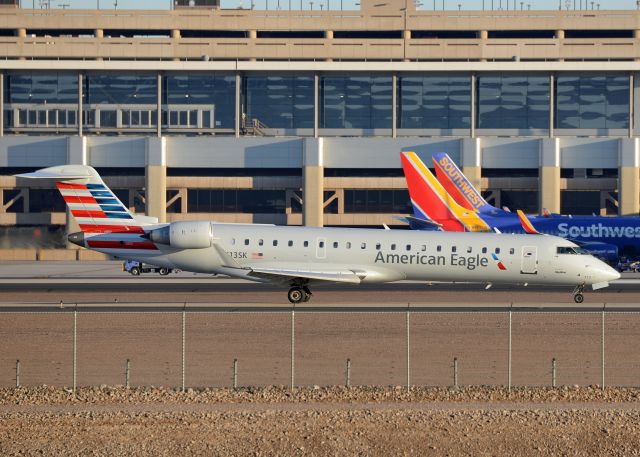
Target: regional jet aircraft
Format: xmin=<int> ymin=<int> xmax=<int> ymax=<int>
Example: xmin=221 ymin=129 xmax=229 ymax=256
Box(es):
xmin=16 ymin=165 xmax=620 ymax=304
xmin=401 ymin=151 xmax=640 ymax=264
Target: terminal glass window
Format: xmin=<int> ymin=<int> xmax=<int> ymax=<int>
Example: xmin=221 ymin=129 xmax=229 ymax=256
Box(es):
xmin=187 ymin=189 xmax=286 ymax=213
xmin=84 ymin=73 xmax=157 ymax=129
xmin=164 ymin=74 xmax=235 ymax=129
xmin=320 ymin=75 xmax=392 ymax=129
xmin=29 ymin=189 xmax=65 ymax=213
xmin=477 ymin=74 xmax=550 ymax=129
xmin=556 ymin=74 xmax=629 ymax=129
xmin=397 ymin=75 xmax=471 ymax=129
xmin=561 ymin=190 xmax=600 ymax=215
xmin=4 ymin=72 xmax=78 ymax=129
xmin=244 ymin=75 xmax=314 ymax=129
xmin=343 ymin=190 xmax=411 ymax=213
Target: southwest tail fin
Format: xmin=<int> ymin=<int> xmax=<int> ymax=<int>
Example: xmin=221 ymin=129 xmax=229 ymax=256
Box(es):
xmin=400 ymin=151 xmax=491 ymax=232
xmin=431 ymin=152 xmax=505 ymax=215
xmin=516 ymin=209 xmax=541 ymax=235
xmin=16 ymin=165 xmax=148 ymax=234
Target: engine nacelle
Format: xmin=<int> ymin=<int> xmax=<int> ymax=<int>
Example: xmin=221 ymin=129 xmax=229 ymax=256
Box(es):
xmin=150 ymin=221 xmax=213 ymax=249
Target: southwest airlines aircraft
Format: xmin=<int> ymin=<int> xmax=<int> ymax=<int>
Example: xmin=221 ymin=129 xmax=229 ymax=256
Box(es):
xmin=17 ymin=165 xmax=619 ymax=304
xmin=401 ymin=151 xmax=640 ymax=264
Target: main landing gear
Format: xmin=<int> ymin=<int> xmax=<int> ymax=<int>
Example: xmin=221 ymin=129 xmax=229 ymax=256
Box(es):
xmin=287 ymin=285 xmax=312 ymax=304
xmin=572 ymin=284 xmax=585 ymax=304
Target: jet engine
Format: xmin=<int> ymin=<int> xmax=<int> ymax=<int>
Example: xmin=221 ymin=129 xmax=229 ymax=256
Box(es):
xmin=149 ymin=221 xmax=213 ymax=249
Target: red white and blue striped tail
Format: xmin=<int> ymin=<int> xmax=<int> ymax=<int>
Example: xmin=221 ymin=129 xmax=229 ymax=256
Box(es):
xmin=16 ymin=165 xmax=146 ymax=235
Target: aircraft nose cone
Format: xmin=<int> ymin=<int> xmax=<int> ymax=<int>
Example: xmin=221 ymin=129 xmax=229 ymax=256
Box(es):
xmin=595 ymin=264 xmax=621 ymax=282
xmin=67 ymin=231 xmax=85 ymax=247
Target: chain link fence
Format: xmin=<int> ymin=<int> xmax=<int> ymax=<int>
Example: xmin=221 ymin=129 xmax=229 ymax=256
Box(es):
xmin=2 ymin=307 xmax=640 ymax=390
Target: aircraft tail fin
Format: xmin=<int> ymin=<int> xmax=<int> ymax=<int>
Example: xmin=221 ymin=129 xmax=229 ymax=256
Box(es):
xmin=516 ymin=209 xmax=541 ymax=235
xmin=431 ymin=152 xmax=504 ymax=215
xmin=16 ymin=165 xmax=148 ymax=234
xmin=400 ymin=151 xmax=491 ymax=232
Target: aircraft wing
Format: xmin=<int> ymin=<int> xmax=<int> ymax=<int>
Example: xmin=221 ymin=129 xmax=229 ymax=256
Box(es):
xmin=397 ymin=216 xmax=443 ymax=231
xmin=248 ymin=267 xmax=363 ymax=284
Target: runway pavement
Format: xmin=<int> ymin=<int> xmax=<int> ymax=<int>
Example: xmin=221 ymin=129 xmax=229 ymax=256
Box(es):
xmin=0 ymin=261 xmax=639 ymax=307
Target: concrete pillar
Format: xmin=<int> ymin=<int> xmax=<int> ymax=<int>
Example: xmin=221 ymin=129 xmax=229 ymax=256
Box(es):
xmin=17 ymin=28 xmax=26 ymax=38
xmin=95 ymin=29 xmax=104 ymax=38
xmin=402 ymin=30 xmax=411 ymax=61
xmin=248 ymin=30 xmax=257 ymax=61
xmin=66 ymin=136 xmax=87 ymax=245
xmin=146 ymin=137 xmax=167 ymax=223
xmin=556 ymin=29 xmax=564 ymax=39
xmin=539 ymin=138 xmax=561 ymax=215
xmin=479 ymin=30 xmax=488 ymax=62
xmin=325 ymin=30 xmax=333 ymax=61
xmin=303 ymin=138 xmax=324 ymax=227
xmin=619 ymin=138 xmax=640 ymax=216
xmin=403 ymin=30 xmax=411 ymax=40
xmin=171 ymin=29 xmax=181 ymax=39
xmin=461 ymin=138 xmax=482 ymax=192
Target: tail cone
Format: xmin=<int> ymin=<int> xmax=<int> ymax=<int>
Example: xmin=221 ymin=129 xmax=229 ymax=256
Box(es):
xmin=67 ymin=231 xmax=85 ymax=247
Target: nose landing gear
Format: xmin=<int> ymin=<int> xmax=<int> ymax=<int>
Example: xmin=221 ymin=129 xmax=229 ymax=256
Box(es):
xmin=287 ymin=285 xmax=313 ymax=304
xmin=572 ymin=284 xmax=585 ymax=304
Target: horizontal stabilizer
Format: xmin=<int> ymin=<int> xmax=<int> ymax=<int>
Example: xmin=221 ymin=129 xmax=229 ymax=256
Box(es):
xmin=15 ymin=165 xmax=93 ymax=181
xmin=400 ymin=216 xmax=443 ymax=231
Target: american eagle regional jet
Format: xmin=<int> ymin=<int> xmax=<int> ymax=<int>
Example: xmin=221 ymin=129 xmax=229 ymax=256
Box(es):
xmin=16 ymin=165 xmax=619 ymax=304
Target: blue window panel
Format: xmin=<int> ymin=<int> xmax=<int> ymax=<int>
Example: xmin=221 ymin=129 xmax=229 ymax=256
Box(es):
xmin=100 ymin=205 xmax=127 ymax=212
xmin=245 ymin=75 xmax=314 ymax=129
xmin=477 ymin=74 xmax=549 ymax=129
xmin=320 ymin=75 xmax=392 ymax=129
xmin=90 ymin=191 xmax=113 ymax=197
xmin=85 ymin=74 xmax=157 ymax=105
xmin=556 ymin=74 xmax=629 ymax=129
xmin=164 ymin=74 xmax=235 ymax=129
xmin=397 ymin=75 xmax=471 ymax=129
xmin=105 ymin=212 xmax=133 ymax=219
xmin=86 ymin=183 xmax=106 ymax=190
xmin=6 ymin=72 xmax=78 ymax=104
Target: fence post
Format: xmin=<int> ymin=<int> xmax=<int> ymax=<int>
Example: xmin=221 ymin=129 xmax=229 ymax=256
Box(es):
xmin=552 ymin=358 xmax=556 ymax=388
xmin=73 ymin=307 xmax=77 ymax=394
xmin=181 ymin=307 xmax=186 ymax=393
xmin=453 ymin=357 xmax=458 ymax=389
xmin=15 ymin=359 xmax=20 ymax=388
xmin=291 ymin=306 xmax=295 ymax=391
xmin=508 ymin=307 xmax=512 ymax=392
xmin=406 ymin=306 xmax=410 ymax=393
xmin=601 ymin=305 xmax=605 ymax=390
xmin=233 ymin=358 xmax=238 ymax=390
xmin=346 ymin=358 xmax=351 ymax=388
xmin=125 ymin=359 xmax=130 ymax=389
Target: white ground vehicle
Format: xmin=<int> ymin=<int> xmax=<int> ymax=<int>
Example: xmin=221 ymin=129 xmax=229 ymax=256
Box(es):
xmin=123 ymin=259 xmax=172 ymax=276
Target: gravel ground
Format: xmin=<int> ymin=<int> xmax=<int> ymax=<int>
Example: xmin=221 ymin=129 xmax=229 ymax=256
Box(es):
xmin=1 ymin=386 xmax=640 ymax=456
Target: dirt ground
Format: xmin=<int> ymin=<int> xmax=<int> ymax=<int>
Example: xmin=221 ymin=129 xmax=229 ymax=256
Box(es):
xmin=1 ymin=386 xmax=639 ymax=456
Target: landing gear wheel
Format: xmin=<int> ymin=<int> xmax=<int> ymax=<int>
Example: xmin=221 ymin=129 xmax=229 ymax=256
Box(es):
xmin=302 ymin=286 xmax=312 ymax=302
xmin=574 ymin=293 xmax=584 ymax=304
xmin=288 ymin=287 xmax=305 ymax=304
xmin=130 ymin=267 xmax=141 ymax=276
xmin=158 ymin=268 xmax=170 ymax=276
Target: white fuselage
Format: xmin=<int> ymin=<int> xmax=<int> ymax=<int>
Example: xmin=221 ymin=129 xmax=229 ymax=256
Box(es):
xmin=92 ymin=223 xmax=619 ymax=287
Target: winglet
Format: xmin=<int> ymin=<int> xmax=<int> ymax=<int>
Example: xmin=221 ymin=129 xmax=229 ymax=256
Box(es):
xmin=517 ymin=210 xmax=540 ymax=235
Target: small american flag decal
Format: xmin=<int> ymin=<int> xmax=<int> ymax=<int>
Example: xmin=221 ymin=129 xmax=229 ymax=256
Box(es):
xmin=251 ymin=252 xmax=264 ymax=259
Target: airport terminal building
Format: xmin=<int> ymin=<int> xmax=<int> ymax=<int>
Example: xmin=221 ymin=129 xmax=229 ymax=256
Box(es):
xmin=0 ymin=0 xmax=639 ymax=247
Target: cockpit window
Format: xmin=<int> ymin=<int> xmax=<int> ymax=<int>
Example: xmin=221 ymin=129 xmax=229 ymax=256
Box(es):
xmin=557 ymin=246 xmax=586 ymax=255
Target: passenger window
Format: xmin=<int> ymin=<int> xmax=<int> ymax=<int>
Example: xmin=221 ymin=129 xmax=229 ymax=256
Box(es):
xmin=391 ymin=244 xmax=396 ymax=251
xmin=333 ymin=242 xmax=338 ymax=248
xmin=452 ymin=246 xmax=457 ymax=253
xmin=231 ymin=238 xmax=236 ymax=245
xmin=467 ymin=246 xmax=472 ymax=253
xmin=482 ymin=247 xmax=487 ymax=254
xmin=304 ymin=241 xmax=309 ymax=247
xmin=244 ymin=239 xmax=250 ymax=246
xmin=406 ymin=244 xmax=411 ymax=251
xmin=421 ymin=245 xmax=427 ymax=252
xmin=319 ymin=241 xmax=325 ymax=248
xmin=273 ymin=240 xmax=278 ymax=247
xmin=346 ymin=242 xmax=351 ymax=249
xmin=376 ymin=243 xmax=381 ymax=250
xmin=361 ymin=243 xmax=366 ymax=249
xmin=288 ymin=240 xmax=293 ymax=247
xmin=258 ymin=239 xmax=263 ymax=246
xmin=509 ymin=248 xmax=515 ymax=255
xmin=437 ymin=245 xmax=442 ymax=252
xmin=495 ymin=248 xmax=500 ymax=254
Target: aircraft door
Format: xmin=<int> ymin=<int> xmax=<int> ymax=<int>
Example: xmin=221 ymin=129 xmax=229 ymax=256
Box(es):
xmin=521 ymin=246 xmax=538 ymax=274
xmin=316 ymin=238 xmax=326 ymax=259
